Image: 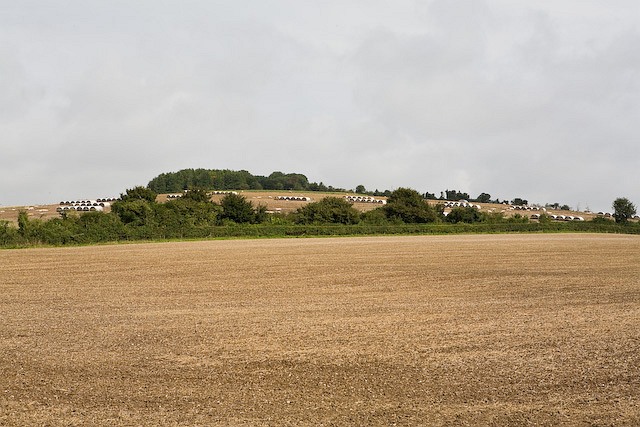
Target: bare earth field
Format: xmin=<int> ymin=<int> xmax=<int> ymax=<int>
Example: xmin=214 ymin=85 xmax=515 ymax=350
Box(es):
xmin=1 ymin=234 xmax=639 ymax=426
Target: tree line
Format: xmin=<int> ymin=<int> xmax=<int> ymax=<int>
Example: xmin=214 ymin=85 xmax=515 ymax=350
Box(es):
xmin=147 ymin=169 xmax=346 ymax=193
xmin=147 ymin=168 xmax=579 ymax=209
xmin=1 ymin=186 xmax=637 ymax=248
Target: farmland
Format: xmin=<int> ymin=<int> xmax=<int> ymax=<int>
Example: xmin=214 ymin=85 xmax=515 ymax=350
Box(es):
xmin=1 ymin=234 xmax=639 ymax=425
xmin=0 ymin=190 xmax=604 ymax=225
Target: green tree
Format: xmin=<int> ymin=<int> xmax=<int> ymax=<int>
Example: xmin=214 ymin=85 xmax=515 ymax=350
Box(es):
xmin=445 ymin=206 xmax=484 ymax=224
xmin=182 ymin=187 xmax=211 ymax=203
xmin=261 ymin=171 xmax=309 ymax=191
xmin=294 ymin=197 xmax=360 ymax=225
xmin=355 ymin=185 xmax=367 ymax=194
xmin=590 ymin=216 xmax=612 ymax=224
xmin=308 ymin=181 xmax=328 ymax=192
xmin=0 ymin=220 xmax=20 ymax=246
xmin=111 ymin=199 xmax=154 ymax=226
xmin=119 ymin=186 xmax=157 ymax=203
xmin=360 ymin=208 xmax=391 ymax=225
xmin=537 ymin=213 xmax=552 ymax=225
xmin=112 ymin=187 xmax=159 ymax=226
xmin=383 ymin=188 xmax=438 ymax=223
xmin=159 ymin=196 xmax=222 ymax=233
xmin=444 ymin=189 xmax=470 ymax=201
xmin=17 ymin=210 xmax=30 ymax=237
xmin=613 ymin=197 xmax=637 ymax=223
xmin=38 ymin=217 xmax=76 ymax=245
xmin=476 ymin=193 xmax=492 ymax=203
xmin=423 ymin=192 xmax=436 ymax=199
xmin=74 ymin=212 xmax=126 ymax=243
xmin=507 ymin=213 xmax=530 ymax=223
xmin=220 ymin=193 xmax=259 ymax=224
xmin=253 ymin=204 xmax=268 ymax=224
xmin=16 ymin=211 xmax=47 ymax=244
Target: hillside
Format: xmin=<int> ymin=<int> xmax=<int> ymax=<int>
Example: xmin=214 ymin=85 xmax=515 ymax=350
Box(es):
xmin=1 ymin=189 xmax=604 ymax=225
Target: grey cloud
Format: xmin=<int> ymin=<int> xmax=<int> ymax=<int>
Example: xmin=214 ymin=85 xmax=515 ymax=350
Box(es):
xmin=343 ymin=3 xmax=639 ymax=209
xmin=0 ymin=1 xmax=638 ymax=213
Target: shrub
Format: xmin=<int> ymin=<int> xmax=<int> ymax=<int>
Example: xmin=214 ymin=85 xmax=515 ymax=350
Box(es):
xmin=613 ymin=197 xmax=637 ymax=223
xmin=119 ymin=186 xmax=158 ymax=203
xmin=445 ymin=207 xmax=484 ymax=224
xmin=361 ymin=208 xmax=395 ymax=225
xmin=294 ymin=197 xmax=361 ymax=225
xmin=220 ymin=193 xmax=262 ymax=224
xmin=0 ymin=220 xmax=20 ymax=246
xmin=383 ymin=188 xmax=438 ymax=223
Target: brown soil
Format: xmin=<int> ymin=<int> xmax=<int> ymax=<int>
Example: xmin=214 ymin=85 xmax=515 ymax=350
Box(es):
xmin=1 ymin=234 xmax=639 ymax=425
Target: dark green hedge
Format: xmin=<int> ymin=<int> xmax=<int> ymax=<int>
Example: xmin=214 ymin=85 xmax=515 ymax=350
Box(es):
xmin=2 ymin=216 xmax=638 ymax=249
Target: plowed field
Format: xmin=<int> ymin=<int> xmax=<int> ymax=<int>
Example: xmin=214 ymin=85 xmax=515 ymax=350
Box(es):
xmin=1 ymin=234 xmax=639 ymax=426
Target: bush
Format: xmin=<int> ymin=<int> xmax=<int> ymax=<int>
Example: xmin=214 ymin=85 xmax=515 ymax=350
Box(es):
xmin=111 ymin=199 xmax=154 ymax=226
xmin=294 ymin=197 xmax=361 ymax=225
xmin=383 ymin=188 xmax=439 ymax=223
xmin=220 ymin=193 xmax=263 ymax=224
xmin=156 ymin=197 xmax=222 ymax=237
xmin=361 ymin=208 xmax=395 ymax=225
xmin=506 ymin=213 xmax=530 ymax=223
xmin=182 ymin=187 xmax=212 ymax=203
xmin=119 ymin=186 xmax=157 ymax=203
xmin=38 ymin=217 xmax=76 ymax=245
xmin=590 ymin=216 xmax=612 ymax=224
xmin=0 ymin=220 xmax=20 ymax=246
xmin=75 ymin=212 xmax=127 ymax=243
xmin=445 ymin=207 xmax=484 ymax=224
xmin=613 ymin=197 xmax=637 ymax=223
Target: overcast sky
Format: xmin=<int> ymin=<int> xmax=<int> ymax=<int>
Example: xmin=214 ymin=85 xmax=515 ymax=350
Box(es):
xmin=1 ymin=1 xmax=638 ymax=212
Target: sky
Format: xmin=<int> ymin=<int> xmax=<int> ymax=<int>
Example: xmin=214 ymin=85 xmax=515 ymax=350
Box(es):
xmin=1 ymin=1 xmax=638 ymax=213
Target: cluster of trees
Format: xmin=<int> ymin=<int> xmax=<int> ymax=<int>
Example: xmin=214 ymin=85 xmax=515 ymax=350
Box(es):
xmin=0 ymin=187 xmax=522 ymax=247
xmin=2 ymin=185 xmax=638 ymax=248
xmin=441 ymin=189 xmax=471 ymax=201
xmin=147 ymin=169 xmax=574 ymax=210
xmin=111 ymin=186 xmax=267 ymax=230
xmin=291 ymin=188 xmax=531 ymax=226
xmin=545 ymin=202 xmax=572 ymax=211
xmin=2 ymin=187 xmax=269 ymax=246
xmin=438 ymin=191 xmax=531 ymax=206
xmin=293 ymin=188 xmax=446 ymax=225
xmin=147 ymin=169 xmax=346 ymax=193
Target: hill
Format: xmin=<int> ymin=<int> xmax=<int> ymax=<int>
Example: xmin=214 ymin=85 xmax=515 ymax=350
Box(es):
xmin=0 ymin=189 xmax=607 ymax=226
xmin=147 ymin=168 xmax=340 ymax=193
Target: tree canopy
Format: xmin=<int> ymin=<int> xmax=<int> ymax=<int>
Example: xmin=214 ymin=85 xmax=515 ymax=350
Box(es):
xmin=383 ymin=188 xmax=438 ymax=223
xmin=476 ymin=193 xmax=492 ymax=203
xmin=613 ymin=197 xmax=637 ymax=223
xmin=182 ymin=188 xmax=211 ymax=203
xmin=445 ymin=206 xmax=484 ymax=224
xmin=294 ymin=197 xmax=361 ymax=225
xmin=119 ymin=186 xmax=158 ymax=203
xmin=147 ymin=169 xmax=315 ymax=193
xmin=220 ymin=193 xmax=265 ymax=224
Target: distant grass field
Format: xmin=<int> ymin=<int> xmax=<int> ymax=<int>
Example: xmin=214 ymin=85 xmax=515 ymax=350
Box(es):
xmin=1 ymin=234 xmax=639 ymax=425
